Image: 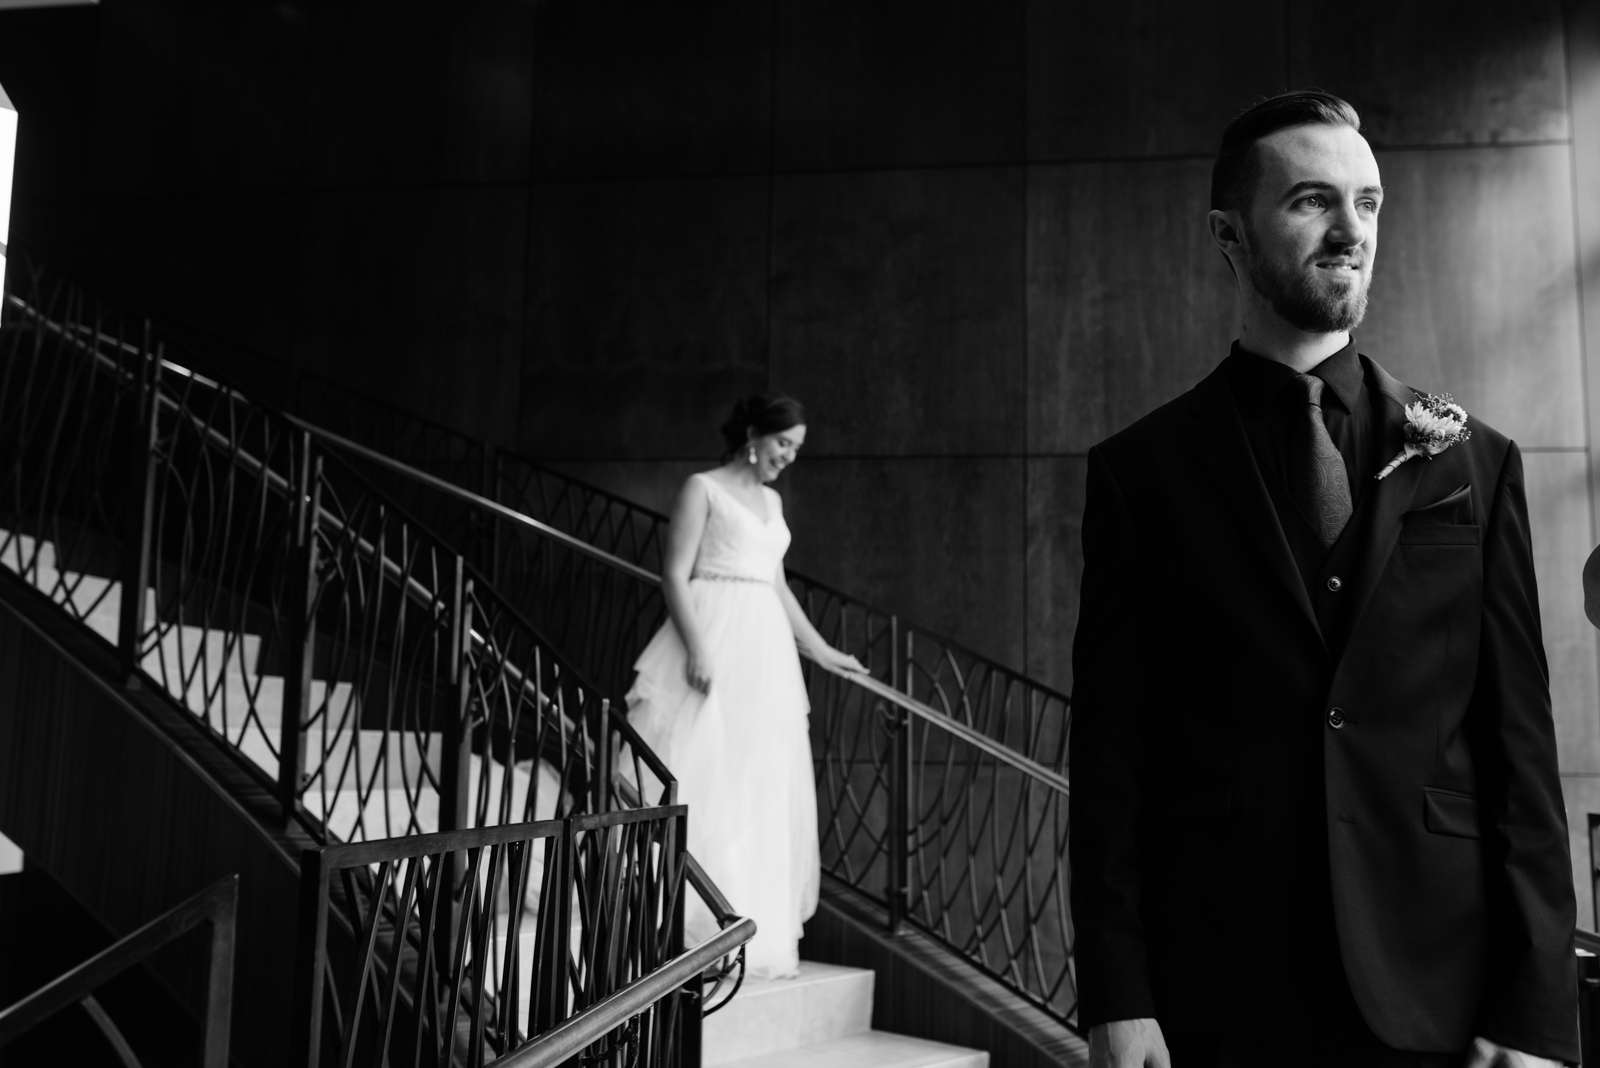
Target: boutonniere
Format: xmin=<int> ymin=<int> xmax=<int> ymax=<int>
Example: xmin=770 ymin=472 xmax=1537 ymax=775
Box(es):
xmin=1375 ymin=393 xmax=1471 ymax=480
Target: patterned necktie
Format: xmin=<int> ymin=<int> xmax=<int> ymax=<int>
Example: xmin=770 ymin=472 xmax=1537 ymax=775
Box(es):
xmin=1288 ymin=374 xmax=1353 ymax=547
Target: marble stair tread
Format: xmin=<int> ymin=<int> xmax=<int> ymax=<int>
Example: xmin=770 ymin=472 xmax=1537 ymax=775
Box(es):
xmin=715 ymin=1031 xmax=988 ymax=1068
xmin=703 ymin=962 xmax=873 ymax=1065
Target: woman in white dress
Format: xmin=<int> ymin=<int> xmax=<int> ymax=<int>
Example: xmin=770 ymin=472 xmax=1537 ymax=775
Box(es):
xmin=625 ymin=393 xmax=867 ymax=978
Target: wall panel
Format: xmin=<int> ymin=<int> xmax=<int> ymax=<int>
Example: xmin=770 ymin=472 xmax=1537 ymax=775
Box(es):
xmin=521 ymin=175 xmax=771 ymax=460
xmin=1290 ymin=0 xmax=1569 ymax=147
xmin=782 ymin=457 xmax=1026 ymax=669
xmin=78 ymin=191 xmax=303 ymax=359
xmin=1027 ymin=158 xmax=1236 ymax=453
xmin=1026 ymin=0 xmax=1285 ymax=160
xmin=770 ymin=167 xmax=1026 ymax=457
xmin=302 ymin=0 xmax=536 ymax=187
xmin=1023 ymin=456 xmax=1086 ymax=694
xmin=90 ymin=0 xmax=311 ymax=193
xmin=530 ymin=0 xmax=773 ymax=179
xmin=772 ymin=0 xmax=1025 ymax=170
xmin=1524 ymin=450 xmax=1600 ymax=773
xmin=294 ymin=184 xmax=528 ymax=446
xmin=1358 ymin=145 xmax=1584 ymax=447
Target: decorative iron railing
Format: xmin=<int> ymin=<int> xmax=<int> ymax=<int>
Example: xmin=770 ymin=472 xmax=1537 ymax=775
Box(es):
xmin=293 ymin=806 xmax=728 ymax=1068
xmin=2 ymin=245 xmax=1073 ymax=1029
xmin=282 ymin=372 xmax=1081 ymax=1028
xmin=258 ymin=390 xmax=1083 ymax=1028
xmin=0 ymin=251 xmax=751 ymax=1063
xmin=0 ymin=874 xmax=237 ymax=1066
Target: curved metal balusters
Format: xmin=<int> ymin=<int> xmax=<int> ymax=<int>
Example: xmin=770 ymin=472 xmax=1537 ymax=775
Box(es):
xmin=0 ymin=252 xmax=756 ymax=1065
xmin=273 ymin=396 xmax=1083 ymax=1027
xmin=3 ymin=247 xmax=1075 ymax=1033
xmin=295 ymin=807 xmax=697 ymax=1068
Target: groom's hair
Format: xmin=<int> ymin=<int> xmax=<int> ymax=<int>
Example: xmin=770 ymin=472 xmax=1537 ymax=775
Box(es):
xmin=1211 ymin=90 xmax=1363 ymax=214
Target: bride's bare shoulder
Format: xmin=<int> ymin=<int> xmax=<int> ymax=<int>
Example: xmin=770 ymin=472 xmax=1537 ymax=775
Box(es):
xmin=669 ymin=471 xmax=713 ymax=513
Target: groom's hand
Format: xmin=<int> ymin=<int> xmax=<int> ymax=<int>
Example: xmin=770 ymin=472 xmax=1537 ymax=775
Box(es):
xmin=1089 ymin=1018 xmax=1171 ymax=1068
xmin=1463 ymin=1036 xmax=1563 ymax=1068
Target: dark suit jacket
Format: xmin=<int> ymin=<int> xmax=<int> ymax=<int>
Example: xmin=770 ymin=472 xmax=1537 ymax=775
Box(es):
xmin=1068 ymin=355 xmax=1578 ymax=1059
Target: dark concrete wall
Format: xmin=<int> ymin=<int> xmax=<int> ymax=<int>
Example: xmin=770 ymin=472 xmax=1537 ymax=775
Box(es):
xmin=5 ymin=0 xmax=1600 ymax=912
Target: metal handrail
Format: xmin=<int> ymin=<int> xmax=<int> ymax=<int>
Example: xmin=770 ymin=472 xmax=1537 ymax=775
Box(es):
xmin=490 ymin=918 xmax=757 ymax=1068
xmin=0 ymin=874 xmax=238 ymax=1066
xmin=149 ymin=360 xmax=1073 ymax=799
xmin=8 ymin=293 xmax=677 ymax=794
xmin=282 ymin=415 xmax=662 ymax=585
xmin=263 ymin=416 xmax=1071 ymax=797
xmin=9 ymin=289 xmax=1069 ymax=800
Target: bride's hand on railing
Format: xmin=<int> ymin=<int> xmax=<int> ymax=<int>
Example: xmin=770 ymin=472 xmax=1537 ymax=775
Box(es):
xmin=815 ymin=646 xmax=870 ymax=675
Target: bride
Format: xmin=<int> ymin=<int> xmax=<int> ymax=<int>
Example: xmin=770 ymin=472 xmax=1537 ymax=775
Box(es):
xmin=625 ymin=392 xmax=867 ymax=978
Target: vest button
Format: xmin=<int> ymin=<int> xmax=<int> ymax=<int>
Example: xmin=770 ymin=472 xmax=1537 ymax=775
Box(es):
xmin=1327 ymin=575 xmax=1343 ymax=592
xmin=1328 ymin=707 xmax=1346 ymax=729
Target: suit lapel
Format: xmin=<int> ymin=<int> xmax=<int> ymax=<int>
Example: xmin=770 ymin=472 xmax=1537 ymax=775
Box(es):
xmin=1338 ymin=359 xmax=1429 ymax=645
xmin=1188 ymin=367 xmax=1323 ymax=645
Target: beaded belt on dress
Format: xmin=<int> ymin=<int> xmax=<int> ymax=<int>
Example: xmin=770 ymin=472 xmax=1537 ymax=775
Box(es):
xmin=691 ymin=570 xmax=770 ymax=585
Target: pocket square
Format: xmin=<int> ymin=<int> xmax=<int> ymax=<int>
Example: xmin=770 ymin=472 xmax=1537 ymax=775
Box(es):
xmin=1402 ymin=483 xmax=1472 ymax=526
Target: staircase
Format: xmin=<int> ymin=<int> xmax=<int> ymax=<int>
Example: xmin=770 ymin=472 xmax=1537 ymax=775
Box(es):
xmin=704 ymin=964 xmax=986 ymax=1068
xmin=0 ymin=251 xmax=1066 ymax=1064
xmin=292 ymin=362 xmax=1084 ymax=1062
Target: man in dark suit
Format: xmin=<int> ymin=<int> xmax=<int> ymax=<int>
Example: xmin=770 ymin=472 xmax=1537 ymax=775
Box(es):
xmin=1069 ymin=91 xmax=1578 ymax=1067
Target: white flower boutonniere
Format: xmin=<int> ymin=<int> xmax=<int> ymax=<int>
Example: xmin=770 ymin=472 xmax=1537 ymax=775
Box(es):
xmin=1375 ymin=393 xmax=1471 ymax=480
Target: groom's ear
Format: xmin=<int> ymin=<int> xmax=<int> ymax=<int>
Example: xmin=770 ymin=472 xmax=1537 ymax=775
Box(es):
xmin=1208 ymin=208 xmax=1244 ymax=277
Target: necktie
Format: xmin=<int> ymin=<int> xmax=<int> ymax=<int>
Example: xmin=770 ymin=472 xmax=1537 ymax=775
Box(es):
xmin=1288 ymin=374 xmax=1353 ymax=547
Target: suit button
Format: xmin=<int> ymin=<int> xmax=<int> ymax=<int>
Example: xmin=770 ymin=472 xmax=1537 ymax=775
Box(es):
xmin=1327 ymin=576 xmax=1342 ymax=592
xmin=1328 ymin=707 xmax=1346 ymax=729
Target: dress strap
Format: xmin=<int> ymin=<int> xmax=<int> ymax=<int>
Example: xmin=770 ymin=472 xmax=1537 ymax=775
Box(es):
xmin=691 ymin=471 xmax=722 ymax=499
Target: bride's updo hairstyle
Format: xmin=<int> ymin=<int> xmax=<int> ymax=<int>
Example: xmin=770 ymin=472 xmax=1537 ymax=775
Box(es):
xmin=719 ymin=392 xmax=806 ymax=459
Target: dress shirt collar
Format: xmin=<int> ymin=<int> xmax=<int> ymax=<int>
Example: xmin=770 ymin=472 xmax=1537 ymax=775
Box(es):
xmin=1225 ymin=336 xmax=1363 ymax=417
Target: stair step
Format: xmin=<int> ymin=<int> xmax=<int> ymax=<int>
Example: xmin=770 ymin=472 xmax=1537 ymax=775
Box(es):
xmin=0 ymin=531 xmax=127 ymax=645
xmin=704 ymin=963 xmax=873 ymax=1065
xmin=0 ymin=530 xmax=572 ymax=843
xmin=717 ymin=1031 xmax=988 ymax=1068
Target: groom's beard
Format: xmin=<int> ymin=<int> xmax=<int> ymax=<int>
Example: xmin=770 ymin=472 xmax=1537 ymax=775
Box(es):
xmin=1243 ymin=239 xmax=1371 ymax=334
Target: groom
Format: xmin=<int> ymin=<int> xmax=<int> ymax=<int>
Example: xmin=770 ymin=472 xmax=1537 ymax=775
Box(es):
xmin=1069 ymin=91 xmax=1578 ymax=1067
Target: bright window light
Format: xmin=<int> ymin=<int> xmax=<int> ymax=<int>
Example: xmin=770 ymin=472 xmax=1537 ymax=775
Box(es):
xmin=0 ymin=80 xmax=14 ymax=298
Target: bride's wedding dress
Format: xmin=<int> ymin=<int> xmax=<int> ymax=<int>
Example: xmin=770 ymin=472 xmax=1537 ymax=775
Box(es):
xmin=626 ymin=473 xmax=818 ymax=978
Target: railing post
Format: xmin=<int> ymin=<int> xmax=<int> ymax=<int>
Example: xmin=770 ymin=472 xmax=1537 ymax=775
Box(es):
xmin=435 ymin=558 xmax=474 ymax=981
xmin=887 ymin=616 xmax=911 ymax=934
xmin=117 ymin=340 xmax=163 ymax=685
xmin=278 ymin=435 xmax=320 ymax=823
xmin=592 ymin=698 xmax=613 ymax=814
xmin=290 ymin=847 xmax=330 ymax=1068
xmin=534 ymin=819 xmax=575 ymax=1035
xmin=441 ymin=556 xmax=472 ymax=834
xmin=200 ymin=874 xmax=238 ymax=1068
xmin=673 ymin=807 xmax=702 ymax=1066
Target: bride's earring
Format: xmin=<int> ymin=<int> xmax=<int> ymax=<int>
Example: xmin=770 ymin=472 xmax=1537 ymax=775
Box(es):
xmin=747 ymin=446 xmax=758 ymax=465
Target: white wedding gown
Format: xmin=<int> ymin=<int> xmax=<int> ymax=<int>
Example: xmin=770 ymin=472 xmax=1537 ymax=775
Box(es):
xmin=625 ymin=473 xmax=818 ymax=977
